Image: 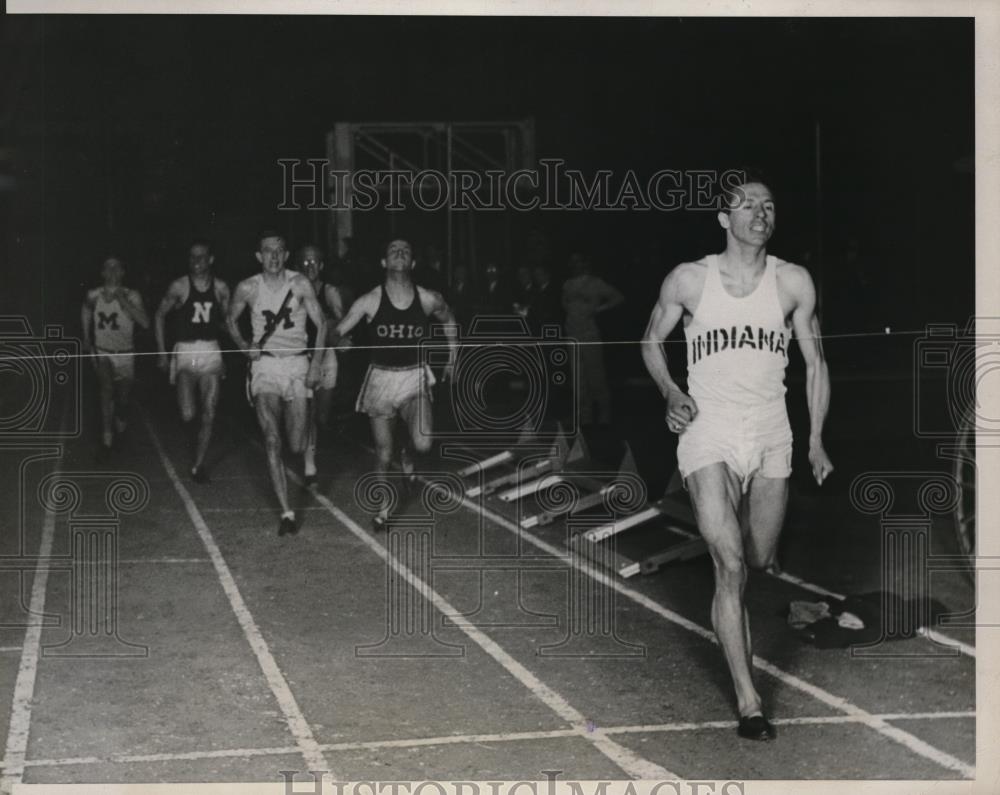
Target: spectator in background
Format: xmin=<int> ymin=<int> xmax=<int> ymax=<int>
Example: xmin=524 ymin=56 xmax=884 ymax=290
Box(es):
xmin=512 ymin=264 xmax=534 ymax=317
xmin=417 ymin=241 xmax=448 ymax=297
xmin=336 ymin=236 xmax=355 ymax=274
xmin=562 ymin=252 xmax=624 ymax=426
xmin=526 ymin=262 xmax=563 ymax=336
xmin=450 ymin=264 xmax=473 ymax=330
xmin=477 ymin=261 xmax=513 ymax=315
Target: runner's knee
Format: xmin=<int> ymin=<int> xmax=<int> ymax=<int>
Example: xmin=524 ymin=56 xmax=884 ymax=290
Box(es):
xmin=411 ymin=433 xmax=432 ymax=455
xmin=710 ymin=546 xmax=747 ymax=590
xmin=262 ymin=430 xmax=282 ymax=457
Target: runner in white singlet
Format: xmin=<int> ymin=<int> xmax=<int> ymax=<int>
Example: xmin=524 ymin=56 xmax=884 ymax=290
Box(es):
xmin=81 ymin=255 xmax=150 ymax=462
xmin=227 ymin=231 xmax=326 ymax=538
xmin=641 ymin=173 xmax=833 ymax=742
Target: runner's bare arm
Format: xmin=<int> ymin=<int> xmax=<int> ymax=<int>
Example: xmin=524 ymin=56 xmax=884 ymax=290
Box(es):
xmin=80 ymin=290 xmax=96 ymax=352
xmin=155 ymin=279 xmax=184 ymax=356
xmin=226 ymin=279 xmax=253 ymax=353
xmin=214 ymin=280 xmax=232 ymax=340
xmin=119 ymin=288 xmax=150 ymax=330
xmin=641 ymin=266 xmax=699 ymax=428
xmin=331 ymin=288 xmax=377 ymax=344
xmin=296 ymin=275 xmax=326 ymax=364
xmin=324 ymin=284 xmax=346 ymax=346
xmin=789 ymin=266 xmax=833 ymax=485
xmin=424 ymin=287 xmax=458 ymax=381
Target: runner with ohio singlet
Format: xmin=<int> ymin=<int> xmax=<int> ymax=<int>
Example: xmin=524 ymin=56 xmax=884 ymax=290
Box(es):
xmin=155 ymin=239 xmax=231 ymax=483
xmin=227 ymin=230 xmax=326 ymax=537
xmin=331 ymin=238 xmax=458 ymax=530
xmin=641 ymin=171 xmax=833 ymax=741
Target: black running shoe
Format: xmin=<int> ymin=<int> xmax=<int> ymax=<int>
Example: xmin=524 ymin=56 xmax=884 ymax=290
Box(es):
xmin=278 ymin=515 xmax=298 ymax=537
xmin=303 ymin=473 xmax=318 ymax=491
xmin=737 ymin=714 xmax=776 ymax=741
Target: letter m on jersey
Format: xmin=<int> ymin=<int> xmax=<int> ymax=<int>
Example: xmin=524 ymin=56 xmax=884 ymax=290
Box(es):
xmin=97 ymin=311 xmax=119 ymax=330
xmin=191 ymin=301 xmax=213 ymax=324
xmin=262 ymin=307 xmax=294 ymax=330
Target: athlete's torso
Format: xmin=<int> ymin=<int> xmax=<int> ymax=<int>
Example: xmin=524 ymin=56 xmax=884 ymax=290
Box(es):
xmin=369 ymin=283 xmax=431 ymax=368
xmin=176 ymin=276 xmax=223 ymax=342
xmin=249 ymin=270 xmax=307 ymax=352
xmin=683 ymin=254 xmax=790 ymax=407
xmin=93 ymin=291 xmax=135 ymax=352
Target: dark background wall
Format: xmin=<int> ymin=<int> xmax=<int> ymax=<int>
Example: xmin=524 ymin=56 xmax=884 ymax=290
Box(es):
xmin=0 ymin=16 xmax=974 ymax=359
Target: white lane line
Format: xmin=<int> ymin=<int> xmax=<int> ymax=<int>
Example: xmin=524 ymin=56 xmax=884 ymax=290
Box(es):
xmin=71 ymin=558 xmax=211 ymax=565
xmin=456 ymin=493 xmax=976 ymax=778
xmin=304 ymin=486 xmax=675 ymax=780
xmin=0 ymin=502 xmax=58 ymax=794
xmin=143 ymin=413 xmax=333 ymax=777
xmin=7 ymin=709 xmax=975 ymax=772
xmin=158 ymin=507 xmax=330 ymax=514
xmin=772 ymin=570 xmax=976 ymax=659
xmin=603 ymin=710 xmax=978 ymax=734
xmin=917 ymin=627 xmax=977 ymax=657
xmin=141 ymin=475 xmax=270 ymax=483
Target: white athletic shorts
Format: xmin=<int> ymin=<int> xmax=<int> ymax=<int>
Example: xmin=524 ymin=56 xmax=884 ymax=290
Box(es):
xmin=251 ymin=353 xmax=309 ymax=402
xmin=676 ymin=399 xmax=793 ymax=492
xmin=95 ymin=348 xmax=134 ymax=382
xmin=170 ymin=340 xmax=223 ymax=384
xmin=356 ymin=364 xmax=435 ymax=418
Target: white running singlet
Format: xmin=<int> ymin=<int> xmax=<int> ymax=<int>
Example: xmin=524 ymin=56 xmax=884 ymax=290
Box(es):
xmin=249 ymin=270 xmax=307 ymax=353
xmin=684 ymin=254 xmax=790 ymax=408
xmin=93 ymin=293 xmax=135 ymax=352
